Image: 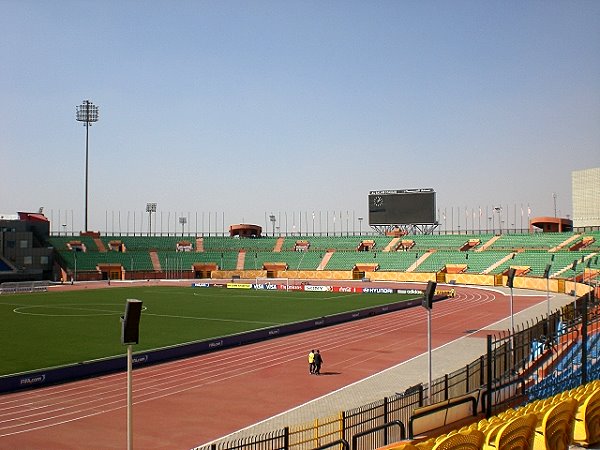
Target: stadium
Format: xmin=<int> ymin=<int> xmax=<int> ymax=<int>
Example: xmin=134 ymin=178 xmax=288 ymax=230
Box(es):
xmin=1 ymin=179 xmax=600 ymax=450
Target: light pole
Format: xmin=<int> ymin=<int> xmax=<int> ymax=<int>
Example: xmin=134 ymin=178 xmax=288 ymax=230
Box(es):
xmin=494 ymin=207 xmax=502 ymax=234
xmin=269 ymin=214 xmax=276 ymax=237
xmin=179 ymin=216 xmax=187 ymax=237
xmin=583 ymin=259 xmax=593 ymax=306
xmin=76 ymin=100 xmax=99 ymax=232
xmin=74 ymin=251 xmax=77 ymax=283
xmin=581 ymin=259 xmax=592 ymax=385
xmin=120 ymin=299 xmax=143 ymax=450
xmin=358 ymin=217 xmax=363 ymax=236
xmin=507 ymin=268 xmax=516 ymax=341
xmin=146 ymin=203 xmax=157 ymax=236
xmin=422 ymin=281 xmax=436 ymax=404
xmin=544 ymin=263 xmax=552 ymax=318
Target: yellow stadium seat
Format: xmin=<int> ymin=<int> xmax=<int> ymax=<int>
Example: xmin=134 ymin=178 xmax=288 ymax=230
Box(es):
xmin=483 ymin=413 xmax=537 ymax=450
xmin=382 ymin=443 xmax=419 ymax=450
xmin=573 ymin=388 xmax=600 ymax=446
xmin=466 ymin=422 xmax=479 ymax=431
xmin=533 ymin=398 xmax=577 ymax=450
xmin=415 ymin=438 xmax=436 ymax=450
xmin=431 ymin=429 xmax=484 ymax=450
xmin=477 ymin=418 xmax=489 ymax=430
xmin=498 ymin=407 xmax=517 ymax=420
xmin=481 ymin=420 xmax=505 ymax=443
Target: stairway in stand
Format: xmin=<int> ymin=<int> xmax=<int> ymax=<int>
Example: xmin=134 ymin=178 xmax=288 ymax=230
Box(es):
xmin=93 ymin=238 xmax=107 ymax=252
xmin=384 ymin=237 xmax=400 ymax=252
xmin=317 ymin=251 xmax=334 ymax=270
xmin=407 ymin=251 xmax=433 ymax=272
xmin=273 ymin=237 xmax=285 ymax=252
xmin=149 ymin=250 xmax=161 ymax=271
xmin=236 ymin=251 xmax=246 ymax=270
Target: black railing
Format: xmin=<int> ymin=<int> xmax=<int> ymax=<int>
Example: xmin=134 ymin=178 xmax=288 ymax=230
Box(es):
xmin=351 ymin=421 xmax=405 ymax=450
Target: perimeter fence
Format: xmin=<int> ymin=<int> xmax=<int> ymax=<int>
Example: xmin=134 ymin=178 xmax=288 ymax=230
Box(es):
xmin=195 ymin=292 xmax=599 ymax=450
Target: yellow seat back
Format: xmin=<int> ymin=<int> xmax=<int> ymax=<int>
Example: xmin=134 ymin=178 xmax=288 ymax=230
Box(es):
xmin=533 ymin=398 xmax=577 ymax=450
xmin=431 ymin=429 xmax=484 ymax=450
xmin=385 ymin=443 xmax=420 ymax=450
xmin=415 ymin=438 xmax=436 ymax=450
xmin=483 ymin=413 xmax=537 ymax=450
xmin=573 ymin=387 xmax=600 ymax=446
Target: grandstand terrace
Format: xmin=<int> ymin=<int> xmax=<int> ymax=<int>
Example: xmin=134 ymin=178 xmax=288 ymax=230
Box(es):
xmin=45 ymin=232 xmax=600 ymax=295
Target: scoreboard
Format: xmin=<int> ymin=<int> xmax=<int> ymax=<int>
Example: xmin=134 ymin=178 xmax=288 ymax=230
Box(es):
xmin=369 ymin=189 xmax=436 ymax=225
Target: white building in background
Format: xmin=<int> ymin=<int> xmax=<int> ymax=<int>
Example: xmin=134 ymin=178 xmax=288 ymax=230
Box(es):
xmin=572 ymin=167 xmax=600 ymax=228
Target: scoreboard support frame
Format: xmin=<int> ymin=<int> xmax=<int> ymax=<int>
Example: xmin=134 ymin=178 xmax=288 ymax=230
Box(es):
xmin=370 ymin=223 xmax=439 ymax=236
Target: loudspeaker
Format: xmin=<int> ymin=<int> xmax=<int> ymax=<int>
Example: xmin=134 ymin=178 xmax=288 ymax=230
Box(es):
xmin=121 ymin=299 xmax=143 ymax=345
xmin=543 ymin=264 xmax=552 ymax=279
xmin=507 ymin=268 xmax=516 ymax=289
xmin=422 ymin=281 xmax=437 ymax=310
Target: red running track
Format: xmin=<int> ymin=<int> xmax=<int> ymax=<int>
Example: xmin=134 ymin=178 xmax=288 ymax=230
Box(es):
xmin=0 ymin=285 xmax=545 ymax=449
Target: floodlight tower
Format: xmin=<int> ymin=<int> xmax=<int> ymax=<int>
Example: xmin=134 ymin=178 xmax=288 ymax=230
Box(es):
xmin=76 ymin=100 xmax=99 ymax=232
xmin=146 ymin=203 xmax=157 ymax=236
xmin=269 ymin=214 xmax=276 ymax=237
xmin=179 ymin=216 xmax=187 ymax=237
xmin=494 ymin=206 xmax=502 ymax=234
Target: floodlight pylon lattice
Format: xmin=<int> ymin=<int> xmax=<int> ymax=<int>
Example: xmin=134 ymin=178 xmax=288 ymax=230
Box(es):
xmin=146 ymin=203 xmax=157 ymax=236
xmin=76 ymin=100 xmax=99 ymax=232
xmin=179 ymin=216 xmax=187 ymax=236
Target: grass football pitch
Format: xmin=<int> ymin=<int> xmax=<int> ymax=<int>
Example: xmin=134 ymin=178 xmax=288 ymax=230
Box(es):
xmin=0 ymin=286 xmax=419 ymax=376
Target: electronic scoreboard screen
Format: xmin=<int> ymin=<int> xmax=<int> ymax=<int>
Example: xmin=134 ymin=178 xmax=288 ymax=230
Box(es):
xmin=369 ymin=189 xmax=436 ymax=225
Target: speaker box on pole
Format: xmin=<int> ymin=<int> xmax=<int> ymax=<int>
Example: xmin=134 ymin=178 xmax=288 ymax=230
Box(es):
xmin=423 ymin=281 xmax=437 ymax=310
xmin=121 ymin=299 xmax=143 ymax=345
xmin=543 ymin=264 xmax=552 ymax=279
xmin=507 ymin=268 xmax=516 ymax=289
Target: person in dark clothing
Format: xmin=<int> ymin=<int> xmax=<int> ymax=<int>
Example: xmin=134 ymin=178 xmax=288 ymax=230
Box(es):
xmin=313 ymin=349 xmax=323 ymax=375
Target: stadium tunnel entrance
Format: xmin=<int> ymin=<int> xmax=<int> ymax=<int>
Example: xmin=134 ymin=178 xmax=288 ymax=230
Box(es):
xmin=98 ymin=264 xmax=122 ymax=281
xmin=193 ymin=263 xmax=218 ymax=279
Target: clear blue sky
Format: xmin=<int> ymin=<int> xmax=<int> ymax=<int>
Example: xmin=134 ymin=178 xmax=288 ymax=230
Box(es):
xmin=2 ymin=1 xmax=599 ymax=234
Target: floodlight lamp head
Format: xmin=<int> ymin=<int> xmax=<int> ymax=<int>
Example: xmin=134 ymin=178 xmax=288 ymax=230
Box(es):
xmin=146 ymin=202 xmax=157 ymax=213
xmin=76 ymin=100 xmax=99 ymax=125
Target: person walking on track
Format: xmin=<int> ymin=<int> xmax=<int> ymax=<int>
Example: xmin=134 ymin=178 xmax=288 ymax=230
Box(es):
xmin=308 ymin=349 xmax=315 ymax=374
xmin=313 ymin=349 xmax=323 ymax=375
